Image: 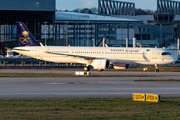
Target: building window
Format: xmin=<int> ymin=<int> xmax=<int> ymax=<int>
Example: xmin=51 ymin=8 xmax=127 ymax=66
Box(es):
xmin=135 ymin=34 xmax=150 ymax=40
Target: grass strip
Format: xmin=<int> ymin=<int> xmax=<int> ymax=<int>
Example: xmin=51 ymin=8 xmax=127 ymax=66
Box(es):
xmin=0 ymin=73 xmax=159 ymax=77
xmin=0 ymin=98 xmax=180 ymax=119
xmin=135 ymin=79 xmax=180 ymax=82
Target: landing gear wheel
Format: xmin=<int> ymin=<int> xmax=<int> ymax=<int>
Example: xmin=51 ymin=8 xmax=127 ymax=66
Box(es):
xmin=84 ymin=66 xmax=90 ymax=71
xmin=155 ymin=64 xmax=159 ymax=72
xmin=98 ymin=69 xmax=104 ymax=72
xmin=155 ymin=69 xmax=159 ymax=72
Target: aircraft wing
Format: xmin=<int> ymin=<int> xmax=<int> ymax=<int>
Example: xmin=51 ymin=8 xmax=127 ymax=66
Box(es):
xmin=40 ymin=43 xmax=98 ymax=60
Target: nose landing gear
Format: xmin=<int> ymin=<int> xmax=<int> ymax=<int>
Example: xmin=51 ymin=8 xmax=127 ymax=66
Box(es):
xmin=155 ymin=64 xmax=159 ymax=72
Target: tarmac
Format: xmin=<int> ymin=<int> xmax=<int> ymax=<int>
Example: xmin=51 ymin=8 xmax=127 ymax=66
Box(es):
xmin=0 ymin=70 xmax=180 ymax=99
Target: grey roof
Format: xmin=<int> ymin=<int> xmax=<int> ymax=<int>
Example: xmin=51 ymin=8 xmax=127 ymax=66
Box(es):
xmin=55 ymin=12 xmax=142 ymax=24
xmin=55 ymin=12 xmax=180 ymax=24
xmin=113 ymin=15 xmax=155 ymax=21
xmin=114 ymin=15 xmax=180 ymax=21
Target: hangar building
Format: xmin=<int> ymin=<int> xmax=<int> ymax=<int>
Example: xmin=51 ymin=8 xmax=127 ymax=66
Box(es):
xmin=0 ymin=0 xmax=55 ymax=48
xmin=0 ymin=0 xmax=143 ymax=48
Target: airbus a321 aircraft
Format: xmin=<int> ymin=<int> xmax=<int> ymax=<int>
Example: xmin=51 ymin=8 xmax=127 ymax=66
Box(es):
xmin=13 ymin=22 xmax=177 ymax=72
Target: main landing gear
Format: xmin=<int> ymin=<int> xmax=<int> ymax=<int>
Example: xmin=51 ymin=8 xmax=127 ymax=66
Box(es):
xmin=84 ymin=66 xmax=90 ymax=71
xmin=98 ymin=69 xmax=104 ymax=72
xmin=155 ymin=64 xmax=159 ymax=72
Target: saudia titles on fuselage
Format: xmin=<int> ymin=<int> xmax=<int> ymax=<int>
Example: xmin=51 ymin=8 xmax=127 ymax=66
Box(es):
xmin=111 ymin=49 xmax=139 ymax=53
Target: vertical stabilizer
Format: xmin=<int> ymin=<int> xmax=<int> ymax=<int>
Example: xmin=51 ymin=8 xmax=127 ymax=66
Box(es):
xmin=16 ymin=22 xmax=40 ymax=46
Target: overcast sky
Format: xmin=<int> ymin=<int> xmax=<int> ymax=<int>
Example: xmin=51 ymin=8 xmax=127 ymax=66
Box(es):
xmin=56 ymin=0 xmax=157 ymax=11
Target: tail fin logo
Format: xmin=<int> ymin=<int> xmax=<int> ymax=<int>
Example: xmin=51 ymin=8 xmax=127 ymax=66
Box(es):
xmin=19 ymin=31 xmax=30 ymax=45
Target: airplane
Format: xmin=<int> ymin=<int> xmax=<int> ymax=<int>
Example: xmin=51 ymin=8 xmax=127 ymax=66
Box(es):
xmin=13 ymin=22 xmax=177 ymax=72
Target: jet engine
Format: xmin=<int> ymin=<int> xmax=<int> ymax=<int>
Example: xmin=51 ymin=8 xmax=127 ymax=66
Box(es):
xmin=113 ymin=64 xmax=130 ymax=70
xmin=91 ymin=59 xmax=110 ymax=70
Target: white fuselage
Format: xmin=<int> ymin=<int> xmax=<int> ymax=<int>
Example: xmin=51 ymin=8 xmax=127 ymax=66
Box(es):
xmin=13 ymin=46 xmax=177 ymax=65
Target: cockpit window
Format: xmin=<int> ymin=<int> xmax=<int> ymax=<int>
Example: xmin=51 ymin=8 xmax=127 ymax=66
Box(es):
xmin=162 ymin=52 xmax=172 ymax=56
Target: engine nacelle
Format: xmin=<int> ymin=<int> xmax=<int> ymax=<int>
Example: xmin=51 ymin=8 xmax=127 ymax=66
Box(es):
xmin=91 ymin=59 xmax=110 ymax=70
xmin=113 ymin=64 xmax=130 ymax=70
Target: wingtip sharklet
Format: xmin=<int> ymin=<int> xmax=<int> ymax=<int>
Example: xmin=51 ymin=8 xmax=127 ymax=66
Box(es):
xmin=40 ymin=42 xmax=49 ymax=53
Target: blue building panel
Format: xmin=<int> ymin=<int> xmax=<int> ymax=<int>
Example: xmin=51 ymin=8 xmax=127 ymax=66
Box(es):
xmin=0 ymin=0 xmax=55 ymax=11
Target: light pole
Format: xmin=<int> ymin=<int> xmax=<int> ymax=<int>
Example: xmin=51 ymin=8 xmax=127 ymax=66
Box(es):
xmin=66 ymin=21 xmax=68 ymax=46
xmin=92 ymin=38 xmax=95 ymax=47
xmin=43 ymin=21 xmax=48 ymax=46
xmin=87 ymin=21 xmax=89 ymax=46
